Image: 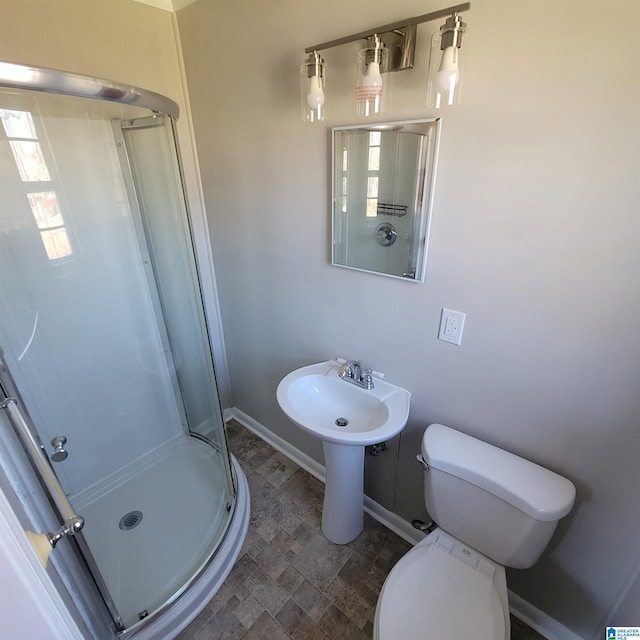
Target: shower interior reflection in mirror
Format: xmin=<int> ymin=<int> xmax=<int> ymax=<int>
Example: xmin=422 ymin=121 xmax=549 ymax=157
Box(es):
xmin=332 ymin=118 xmax=441 ymax=282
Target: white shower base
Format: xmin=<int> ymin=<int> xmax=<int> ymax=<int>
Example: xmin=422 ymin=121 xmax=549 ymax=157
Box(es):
xmin=72 ymin=435 xmax=244 ymax=630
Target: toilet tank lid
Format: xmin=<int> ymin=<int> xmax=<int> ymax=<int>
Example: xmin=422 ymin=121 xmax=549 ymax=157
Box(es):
xmin=422 ymin=424 xmax=576 ymax=521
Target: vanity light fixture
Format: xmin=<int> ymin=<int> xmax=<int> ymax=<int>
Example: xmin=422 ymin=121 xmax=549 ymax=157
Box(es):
xmin=301 ymin=2 xmax=470 ymax=121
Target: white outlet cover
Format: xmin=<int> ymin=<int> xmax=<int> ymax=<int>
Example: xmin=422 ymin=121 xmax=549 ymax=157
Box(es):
xmin=438 ymin=308 xmax=466 ymax=345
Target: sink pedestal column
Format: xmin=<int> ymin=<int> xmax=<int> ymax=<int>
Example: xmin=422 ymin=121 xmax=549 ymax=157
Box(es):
xmin=321 ymin=442 xmax=364 ymax=544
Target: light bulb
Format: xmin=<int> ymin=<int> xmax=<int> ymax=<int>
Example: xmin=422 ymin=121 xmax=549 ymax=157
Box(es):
xmin=359 ymin=61 xmax=383 ymax=115
xmin=363 ymin=61 xmax=383 ymax=91
xmin=435 ymin=46 xmax=460 ymax=94
xmin=356 ymin=45 xmax=386 ymax=116
xmin=307 ymin=74 xmax=325 ymax=109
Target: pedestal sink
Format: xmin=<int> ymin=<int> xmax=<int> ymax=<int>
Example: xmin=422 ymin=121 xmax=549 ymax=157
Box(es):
xmin=276 ymin=360 xmax=411 ymax=544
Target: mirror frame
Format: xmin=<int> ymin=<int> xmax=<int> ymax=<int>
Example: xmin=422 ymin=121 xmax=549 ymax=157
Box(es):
xmin=331 ymin=118 xmax=441 ymax=283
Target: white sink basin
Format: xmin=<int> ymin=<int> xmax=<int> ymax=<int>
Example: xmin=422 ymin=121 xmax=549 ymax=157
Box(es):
xmin=277 ymin=360 xmax=411 ymax=544
xmin=276 ymin=360 xmax=411 ymax=446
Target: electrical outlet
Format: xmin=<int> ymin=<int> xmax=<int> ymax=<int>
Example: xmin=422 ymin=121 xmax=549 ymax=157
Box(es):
xmin=438 ymin=308 xmax=466 ymax=345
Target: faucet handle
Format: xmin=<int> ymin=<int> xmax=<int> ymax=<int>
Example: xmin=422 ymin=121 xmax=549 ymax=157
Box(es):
xmin=362 ymin=369 xmax=375 ymax=390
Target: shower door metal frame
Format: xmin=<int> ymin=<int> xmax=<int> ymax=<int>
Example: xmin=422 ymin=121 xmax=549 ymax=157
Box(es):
xmin=0 ymin=61 xmax=179 ymax=118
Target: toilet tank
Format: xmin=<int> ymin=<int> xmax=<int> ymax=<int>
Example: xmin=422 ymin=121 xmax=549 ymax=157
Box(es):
xmin=422 ymin=424 xmax=575 ymax=569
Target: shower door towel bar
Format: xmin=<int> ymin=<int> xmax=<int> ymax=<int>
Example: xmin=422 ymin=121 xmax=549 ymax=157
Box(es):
xmin=0 ymin=350 xmax=84 ymax=549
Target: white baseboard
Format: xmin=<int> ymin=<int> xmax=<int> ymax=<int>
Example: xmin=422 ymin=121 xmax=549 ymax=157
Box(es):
xmin=225 ymin=407 xmax=583 ymax=640
xmin=362 ymin=493 xmax=426 ymax=547
xmin=225 ymin=407 xmax=424 ymax=546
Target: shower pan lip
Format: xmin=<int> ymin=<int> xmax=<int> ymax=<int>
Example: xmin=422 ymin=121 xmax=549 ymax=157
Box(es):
xmin=0 ymin=60 xmax=179 ymax=118
xmin=118 ymin=455 xmax=250 ymax=640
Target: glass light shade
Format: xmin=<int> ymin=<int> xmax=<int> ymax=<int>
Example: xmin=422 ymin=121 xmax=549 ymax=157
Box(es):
xmin=301 ymin=53 xmax=326 ymax=123
xmin=356 ymin=45 xmax=389 ymax=117
xmin=427 ymin=30 xmax=464 ymax=108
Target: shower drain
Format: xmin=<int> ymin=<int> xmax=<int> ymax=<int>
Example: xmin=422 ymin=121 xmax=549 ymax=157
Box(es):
xmin=119 ymin=510 xmax=143 ymax=531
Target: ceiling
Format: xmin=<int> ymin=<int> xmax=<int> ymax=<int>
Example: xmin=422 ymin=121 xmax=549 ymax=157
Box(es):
xmin=132 ymin=0 xmax=199 ymax=11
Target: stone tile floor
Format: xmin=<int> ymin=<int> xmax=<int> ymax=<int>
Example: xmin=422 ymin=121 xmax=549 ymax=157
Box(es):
xmin=176 ymin=420 xmax=545 ymax=640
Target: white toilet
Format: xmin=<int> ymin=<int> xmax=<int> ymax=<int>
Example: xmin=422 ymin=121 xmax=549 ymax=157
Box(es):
xmin=374 ymin=423 xmax=576 ymax=640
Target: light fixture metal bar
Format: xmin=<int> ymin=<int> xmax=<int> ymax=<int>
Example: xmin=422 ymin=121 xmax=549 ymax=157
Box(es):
xmin=304 ymin=2 xmax=471 ymax=54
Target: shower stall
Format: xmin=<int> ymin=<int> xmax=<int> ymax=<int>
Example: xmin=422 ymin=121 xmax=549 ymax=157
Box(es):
xmin=0 ymin=62 xmax=249 ymax=638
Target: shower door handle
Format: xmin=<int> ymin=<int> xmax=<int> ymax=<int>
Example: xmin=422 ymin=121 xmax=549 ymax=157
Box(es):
xmin=51 ymin=435 xmax=69 ymax=462
xmin=0 ymin=397 xmax=85 ymax=547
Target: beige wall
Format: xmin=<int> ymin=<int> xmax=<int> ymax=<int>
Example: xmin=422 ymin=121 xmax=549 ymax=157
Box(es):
xmin=0 ymin=0 xmax=179 ymax=93
xmin=177 ymin=0 xmax=640 ymax=638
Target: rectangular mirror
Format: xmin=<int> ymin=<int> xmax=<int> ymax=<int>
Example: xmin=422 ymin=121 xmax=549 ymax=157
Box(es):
xmin=332 ymin=118 xmax=440 ymax=282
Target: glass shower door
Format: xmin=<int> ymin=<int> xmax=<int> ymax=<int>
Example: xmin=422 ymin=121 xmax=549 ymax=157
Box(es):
xmin=117 ymin=113 xmax=230 ymax=455
xmin=0 ymin=89 xmax=235 ymax=631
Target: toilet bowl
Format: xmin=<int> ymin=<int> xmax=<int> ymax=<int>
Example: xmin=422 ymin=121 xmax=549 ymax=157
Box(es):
xmin=374 ymin=423 xmax=575 ymax=640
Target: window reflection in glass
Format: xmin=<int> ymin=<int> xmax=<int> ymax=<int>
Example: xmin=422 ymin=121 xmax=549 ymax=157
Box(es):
xmin=341 ymin=175 xmax=348 ymax=213
xmin=366 ymin=133 xmax=381 ymax=218
xmin=367 ymin=176 xmax=379 ymax=198
xmin=9 ymin=140 xmax=51 ymax=181
xmin=1 ymin=108 xmax=73 ymax=261
xmin=27 ymin=191 xmax=62 ymax=228
xmin=0 ymin=108 xmax=37 ymax=139
xmin=27 ymin=192 xmax=72 ymax=260
xmin=367 ymin=146 xmax=380 ymax=171
xmin=39 ymin=227 xmax=73 ymax=260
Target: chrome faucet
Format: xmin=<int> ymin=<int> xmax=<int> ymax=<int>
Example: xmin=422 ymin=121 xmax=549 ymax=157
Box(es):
xmin=337 ymin=360 xmax=375 ymax=390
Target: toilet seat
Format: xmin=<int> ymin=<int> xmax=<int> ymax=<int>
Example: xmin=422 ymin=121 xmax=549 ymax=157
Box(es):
xmin=374 ymin=533 xmax=507 ymax=640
